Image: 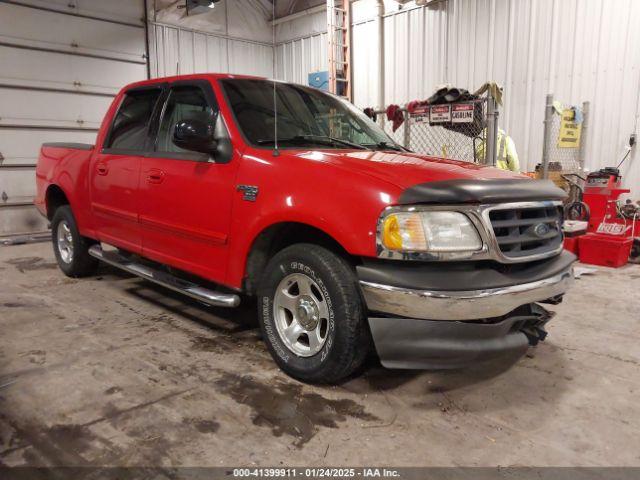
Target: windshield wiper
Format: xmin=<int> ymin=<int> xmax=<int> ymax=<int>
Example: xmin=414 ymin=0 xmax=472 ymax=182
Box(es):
xmin=257 ymin=135 xmax=370 ymax=150
xmin=362 ymin=141 xmax=404 ymax=152
xmin=297 ymin=135 xmax=370 ymax=150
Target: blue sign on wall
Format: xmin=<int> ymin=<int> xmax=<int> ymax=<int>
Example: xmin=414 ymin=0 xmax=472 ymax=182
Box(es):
xmin=308 ymin=71 xmax=329 ymax=91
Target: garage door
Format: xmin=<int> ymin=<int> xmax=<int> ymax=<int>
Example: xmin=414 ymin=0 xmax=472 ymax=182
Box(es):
xmin=0 ymin=0 xmax=148 ymax=236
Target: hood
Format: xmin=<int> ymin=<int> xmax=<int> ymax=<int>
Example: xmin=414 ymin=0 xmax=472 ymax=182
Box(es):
xmin=292 ymin=150 xmax=528 ymax=189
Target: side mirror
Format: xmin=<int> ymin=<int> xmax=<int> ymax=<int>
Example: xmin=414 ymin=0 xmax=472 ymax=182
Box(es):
xmin=172 ymin=117 xmax=217 ymax=154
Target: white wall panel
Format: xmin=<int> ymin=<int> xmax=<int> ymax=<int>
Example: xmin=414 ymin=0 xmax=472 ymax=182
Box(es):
xmin=154 ymin=0 xmax=272 ymax=44
xmin=0 ymin=88 xmax=112 ymax=129
xmin=382 ymin=3 xmax=448 ymax=106
xmin=150 ymin=23 xmax=273 ymax=78
xmin=0 ymin=170 xmax=36 ymax=198
xmin=276 ymin=33 xmax=327 ymax=85
xmin=277 ymin=0 xmax=640 ymax=197
xmin=203 ymin=36 xmax=231 ymax=73
xmin=192 ymin=33 xmax=229 ymax=74
xmin=444 ymin=0 xmax=640 ymax=197
xmin=149 ymin=0 xmax=274 ymax=79
xmin=0 ymin=45 xmax=145 ymax=95
xmin=0 ymin=2 xmax=146 ymax=63
xmin=229 ymin=41 xmax=273 ymax=77
xmin=275 ymin=9 xmax=326 ymax=44
xmin=10 ymin=0 xmax=144 ymax=25
xmin=152 ymin=24 xmax=180 ymax=76
xmin=0 ymin=129 xmax=97 ymax=166
xmin=0 ymin=0 xmax=147 ymax=235
xmin=275 ymin=8 xmax=327 ymax=89
xmin=226 ymin=0 xmax=272 ymax=44
xmin=351 ymin=21 xmax=377 ymax=107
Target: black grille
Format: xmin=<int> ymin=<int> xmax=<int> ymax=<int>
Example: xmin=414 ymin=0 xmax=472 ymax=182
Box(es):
xmin=488 ymin=204 xmax=563 ymax=259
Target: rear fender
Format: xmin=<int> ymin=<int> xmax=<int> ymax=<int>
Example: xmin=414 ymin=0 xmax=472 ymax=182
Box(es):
xmin=41 ymin=147 xmax=96 ymax=237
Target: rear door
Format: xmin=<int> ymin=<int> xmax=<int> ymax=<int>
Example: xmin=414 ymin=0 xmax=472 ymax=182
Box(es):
xmin=139 ymin=80 xmax=239 ymax=283
xmin=90 ymin=86 xmax=164 ymax=253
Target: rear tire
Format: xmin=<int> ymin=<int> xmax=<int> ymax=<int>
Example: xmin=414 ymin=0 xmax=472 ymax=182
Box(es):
xmin=257 ymin=243 xmax=371 ymax=384
xmin=51 ymin=205 xmax=99 ymax=278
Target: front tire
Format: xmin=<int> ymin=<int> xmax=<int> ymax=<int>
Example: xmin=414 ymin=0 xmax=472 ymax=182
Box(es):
xmin=51 ymin=205 xmax=99 ymax=277
xmin=257 ymin=243 xmax=371 ymax=384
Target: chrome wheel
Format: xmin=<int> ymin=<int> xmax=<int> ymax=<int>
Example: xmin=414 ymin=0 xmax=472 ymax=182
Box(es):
xmin=56 ymin=220 xmax=74 ymax=264
xmin=273 ymin=273 xmax=330 ymax=357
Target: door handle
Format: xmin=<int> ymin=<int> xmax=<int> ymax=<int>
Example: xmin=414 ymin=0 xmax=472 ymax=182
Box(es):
xmin=96 ymin=163 xmax=108 ymax=175
xmin=147 ymin=168 xmax=165 ymax=184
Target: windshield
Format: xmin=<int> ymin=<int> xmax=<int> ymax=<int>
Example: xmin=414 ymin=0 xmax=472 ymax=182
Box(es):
xmin=221 ymin=79 xmax=401 ymax=150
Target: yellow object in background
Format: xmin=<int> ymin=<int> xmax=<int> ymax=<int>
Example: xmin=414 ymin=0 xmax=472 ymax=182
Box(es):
xmin=558 ymin=108 xmax=582 ymax=148
xmin=474 ymin=128 xmax=520 ymax=172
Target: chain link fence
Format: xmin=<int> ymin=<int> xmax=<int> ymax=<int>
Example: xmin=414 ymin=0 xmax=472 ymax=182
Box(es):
xmin=380 ymin=115 xmax=406 ymax=149
xmin=375 ymin=97 xmax=495 ymax=165
xmin=371 ymin=92 xmax=589 ymax=199
xmin=541 ymin=94 xmax=589 ymax=177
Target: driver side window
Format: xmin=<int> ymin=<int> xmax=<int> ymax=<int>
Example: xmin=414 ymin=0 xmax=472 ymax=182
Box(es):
xmin=156 ymin=85 xmax=216 ymax=153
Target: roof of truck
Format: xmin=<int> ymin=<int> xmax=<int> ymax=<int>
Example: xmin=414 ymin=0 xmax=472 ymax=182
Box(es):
xmin=123 ymin=73 xmax=268 ymax=91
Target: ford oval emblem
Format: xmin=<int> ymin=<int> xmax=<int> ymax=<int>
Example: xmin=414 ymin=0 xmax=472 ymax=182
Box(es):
xmin=533 ymin=223 xmax=550 ymax=237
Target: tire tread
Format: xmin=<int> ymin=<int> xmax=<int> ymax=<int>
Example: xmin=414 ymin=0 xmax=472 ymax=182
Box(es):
xmin=51 ymin=205 xmax=98 ymax=278
xmin=258 ymin=243 xmax=371 ymax=383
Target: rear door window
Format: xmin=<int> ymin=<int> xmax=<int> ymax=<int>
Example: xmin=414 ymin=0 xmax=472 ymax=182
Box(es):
xmin=106 ymin=88 xmax=162 ymax=151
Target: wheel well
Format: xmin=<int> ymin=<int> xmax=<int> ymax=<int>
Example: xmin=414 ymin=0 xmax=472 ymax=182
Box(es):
xmin=45 ymin=185 xmax=69 ymax=220
xmin=243 ymin=222 xmax=357 ymax=295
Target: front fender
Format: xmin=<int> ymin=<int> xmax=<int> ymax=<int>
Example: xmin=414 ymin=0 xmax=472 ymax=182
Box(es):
xmin=225 ymin=151 xmax=402 ymax=288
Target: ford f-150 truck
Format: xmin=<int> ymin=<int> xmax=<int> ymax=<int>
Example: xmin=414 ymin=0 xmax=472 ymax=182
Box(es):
xmin=36 ymin=74 xmax=574 ymax=383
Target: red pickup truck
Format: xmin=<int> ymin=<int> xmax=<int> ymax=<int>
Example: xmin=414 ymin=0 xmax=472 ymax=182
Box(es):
xmin=36 ymin=74 xmax=574 ymax=383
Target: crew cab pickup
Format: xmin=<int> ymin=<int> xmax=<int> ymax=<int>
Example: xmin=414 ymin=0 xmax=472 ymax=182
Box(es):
xmin=36 ymin=74 xmax=574 ymax=383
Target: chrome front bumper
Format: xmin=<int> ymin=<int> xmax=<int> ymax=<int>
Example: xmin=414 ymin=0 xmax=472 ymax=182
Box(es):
xmin=360 ymin=266 xmax=573 ymax=321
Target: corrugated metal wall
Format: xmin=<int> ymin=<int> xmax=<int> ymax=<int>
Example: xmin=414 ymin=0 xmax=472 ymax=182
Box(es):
xmin=5 ymin=0 xmax=635 ymax=230
xmin=148 ymin=0 xmax=274 ymax=79
xmin=275 ymin=0 xmax=640 ymax=197
xmin=0 ymin=0 xmax=274 ymax=236
xmin=275 ymin=32 xmax=327 ymax=84
xmin=0 ymin=0 xmax=147 ymax=236
xmin=149 ymin=23 xmax=274 ymax=78
xmin=444 ymin=0 xmax=640 ymax=196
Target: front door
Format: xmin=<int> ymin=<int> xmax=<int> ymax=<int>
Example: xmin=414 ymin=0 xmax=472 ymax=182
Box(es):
xmin=139 ymin=81 xmax=238 ymax=283
xmin=90 ymin=86 xmax=164 ymax=253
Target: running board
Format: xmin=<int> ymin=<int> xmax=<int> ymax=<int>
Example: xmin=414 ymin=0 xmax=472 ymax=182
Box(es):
xmin=88 ymin=245 xmax=240 ymax=308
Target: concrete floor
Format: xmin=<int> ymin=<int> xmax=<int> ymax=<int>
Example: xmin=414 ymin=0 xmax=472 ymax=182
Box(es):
xmin=0 ymin=241 xmax=639 ymax=468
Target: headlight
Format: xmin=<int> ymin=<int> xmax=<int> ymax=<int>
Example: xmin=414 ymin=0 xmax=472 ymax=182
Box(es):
xmin=381 ymin=210 xmax=483 ymax=252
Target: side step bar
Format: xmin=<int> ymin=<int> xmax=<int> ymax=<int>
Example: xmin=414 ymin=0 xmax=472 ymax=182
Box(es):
xmin=88 ymin=245 xmax=240 ymax=308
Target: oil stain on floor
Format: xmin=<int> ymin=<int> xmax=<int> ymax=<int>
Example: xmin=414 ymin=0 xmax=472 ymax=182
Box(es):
xmin=214 ymin=372 xmax=379 ymax=447
xmin=5 ymin=257 xmax=57 ymax=273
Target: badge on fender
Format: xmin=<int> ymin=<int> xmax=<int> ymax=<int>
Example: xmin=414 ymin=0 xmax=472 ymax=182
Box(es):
xmin=237 ymin=185 xmax=259 ymax=202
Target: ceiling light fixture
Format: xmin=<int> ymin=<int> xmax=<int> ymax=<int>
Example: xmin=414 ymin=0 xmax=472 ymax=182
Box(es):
xmin=181 ymin=0 xmax=221 ymax=15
